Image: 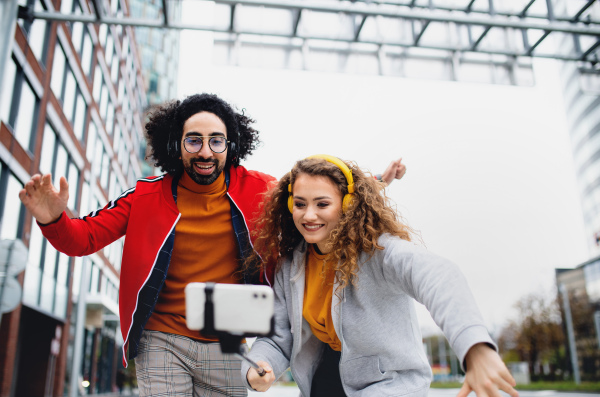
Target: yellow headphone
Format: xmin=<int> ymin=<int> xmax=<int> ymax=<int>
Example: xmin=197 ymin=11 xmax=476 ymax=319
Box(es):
xmin=287 ymin=154 xmax=355 ymax=214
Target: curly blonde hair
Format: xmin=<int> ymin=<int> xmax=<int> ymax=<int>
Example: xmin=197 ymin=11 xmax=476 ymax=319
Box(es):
xmin=246 ymin=157 xmax=413 ymax=290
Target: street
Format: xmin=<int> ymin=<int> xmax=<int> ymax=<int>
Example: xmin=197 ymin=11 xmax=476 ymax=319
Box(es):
xmin=249 ymin=385 xmax=599 ymax=397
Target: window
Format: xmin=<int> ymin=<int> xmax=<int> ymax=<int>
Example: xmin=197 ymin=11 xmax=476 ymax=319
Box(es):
xmin=23 ymin=225 xmax=43 ymax=306
xmin=117 ymin=79 xmax=124 ymax=102
xmin=121 ymin=35 xmax=129 ymax=60
xmin=93 ymin=65 xmax=103 ymax=102
xmin=60 ymin=0 xmax=73 ymax=13
xmin=39 ymin=124 xmax=57 ymax=174
xmin=86 ymin=120 xmax=97 ymax=163
xmin=56 ymin=61 xmax=88 ymax=142
xmin=98 ymin=24 xmax=108 ymax=47
xmin=149 ymin=73 xmax=158 ymax=94
xmin=79 ymin=182 xmax=89 ymax=217
xmin=2 ymin=56 xmax=39 ymax=152
xmin=55 ymin=254 xmax=70 ymax=318
xmin=90 ymin=263 xmax=99 ymax=293
xmin=156 ymin=52 xmax=166 ymax=74
xmin=0 ymin=169 xmax=24 ymax=240
xmin=41 ymin=123 xmax=81 ymax=212
xmin=51 ymin=43 xmax=66 ymax=99
xmin=100 ymin=151 xmax=110 ymax=189
xmin=0 ymin=57 xmax=17 ymax=124
xmin=73 ymin=94 xmax=87 ymax=141
xmin=113 ymin=127 xmax=121 ymax=157
xmin=105 ymin=34 xmax=114 ymax=66
xmin=81 ymin=30 xmax=94 ymax=77
xmin=100 ymin=83 xmax=109 ymax=119
xmin=67 ymin=162 xmax=80 ymax=210
xmin=12 ymin=77 xmax=39 ymax=152
xmin=72 ymin=22 xmax=84 ymax=54
xmin=40 ymin=243 xmax=58 ymax=312
xmin=110 ymin=50 xmax=119 ymax=84
xmin=105 ymin=102 xmax=114 ymax=136
xmin=63 ymin=69 xmax=77 ymax=121
xmin=22 ymin=0 xmax=49 ymax=65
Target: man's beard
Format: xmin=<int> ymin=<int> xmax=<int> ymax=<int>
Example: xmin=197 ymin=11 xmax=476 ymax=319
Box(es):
xmin=183 ymin=158 xmax=226 ymax=185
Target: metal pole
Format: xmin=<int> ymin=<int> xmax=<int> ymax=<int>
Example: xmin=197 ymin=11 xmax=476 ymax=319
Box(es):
xmin=0 ymin=0 xmax=18 ymax=114
xmin=559 ymin=284 xmax=581 ymax=385
xmin=69 ymin=257 xmax=90 ymax=397
xmin=594 ymin=311 xmax=600 ymax=349
xmin=70 ymin=168 xmax=97 ymax=396
xmin=438 ymin=336 xmax=447 ymax=368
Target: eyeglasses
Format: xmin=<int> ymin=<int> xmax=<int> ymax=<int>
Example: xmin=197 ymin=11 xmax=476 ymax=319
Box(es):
xmin=183 ymin=136 xmax=229 ymax=154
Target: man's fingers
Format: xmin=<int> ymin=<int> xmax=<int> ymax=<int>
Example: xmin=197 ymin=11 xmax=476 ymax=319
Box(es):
xmin=58 ymin=176 xmax=70 ymax=200
xmin=41 ymin=173 xmax=53 ymax=188
xmin=20 ymin=177 xmax=41 ymax=202
xmin=18 ymin=188 xmax=27 ymax=203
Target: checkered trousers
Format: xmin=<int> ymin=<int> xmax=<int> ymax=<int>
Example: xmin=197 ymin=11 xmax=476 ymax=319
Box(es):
xmin=135 ymin=330 xmax=248 ymax=397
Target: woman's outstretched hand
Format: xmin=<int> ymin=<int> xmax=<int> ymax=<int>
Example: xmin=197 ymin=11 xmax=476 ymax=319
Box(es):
xmin=457 ymin=343 xmax=519 ymax=397
xmin=247 ymin=361 xmax=275 ymax=392
xmin=381 ymin=158 xmax=406 ymax=185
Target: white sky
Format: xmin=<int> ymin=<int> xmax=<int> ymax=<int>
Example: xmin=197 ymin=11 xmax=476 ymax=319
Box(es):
xmin=177 ymin=30 xmax=590 ymax=337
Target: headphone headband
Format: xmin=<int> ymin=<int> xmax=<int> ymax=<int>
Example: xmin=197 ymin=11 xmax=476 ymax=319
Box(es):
xmin=306 ymin=154 xmax=354 ymax=194
xmin=288 ymin=154 xmax=355 ymax=213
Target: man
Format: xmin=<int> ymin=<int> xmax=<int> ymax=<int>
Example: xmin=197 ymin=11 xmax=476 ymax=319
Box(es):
xmin=19 ymin=93 xmax=405 ymax=396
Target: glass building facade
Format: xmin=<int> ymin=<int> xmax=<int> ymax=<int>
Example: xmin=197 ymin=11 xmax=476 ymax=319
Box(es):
xmin=129 ymin=0 xmax=180 ymax=106
xmin=556 ymin=0 xmax=600 ymax=258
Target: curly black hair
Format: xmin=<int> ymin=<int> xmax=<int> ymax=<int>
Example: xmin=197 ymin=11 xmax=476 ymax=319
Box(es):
xmin=144 ymin=93 xmax=261 ymax=174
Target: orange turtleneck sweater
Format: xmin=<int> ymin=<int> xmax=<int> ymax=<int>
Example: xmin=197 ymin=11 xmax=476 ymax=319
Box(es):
xmin=145 ymin=171 xmax=239 ymax=341
xmin=302 ymin=244 xmax=342 ymax=351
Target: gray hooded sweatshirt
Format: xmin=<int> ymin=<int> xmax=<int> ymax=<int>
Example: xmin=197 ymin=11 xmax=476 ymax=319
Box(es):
xmin=241 ymin=234 xmax=495 ymax=396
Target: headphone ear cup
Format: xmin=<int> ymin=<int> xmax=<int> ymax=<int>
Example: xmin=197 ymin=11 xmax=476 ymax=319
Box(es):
xmin=168 ymin=138 xmax=179 ymax=157
xmin=288 ymin=194 xmax=294 ymax=213
xmin=228 ymin=140 xmax=238 ymax=163
xmin=342 ymin=194 xmax=353 ymax=213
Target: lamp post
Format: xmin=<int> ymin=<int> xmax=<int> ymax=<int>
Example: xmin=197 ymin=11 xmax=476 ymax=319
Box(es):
xmin=0 ymin=239 xmax=28 ymax=328
xmin=0 ymin=0 xmax=18 ymax=111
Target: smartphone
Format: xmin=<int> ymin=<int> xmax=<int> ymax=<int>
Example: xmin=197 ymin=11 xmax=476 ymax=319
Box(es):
xmin=185 ymin=282 xmax=274 ymax=335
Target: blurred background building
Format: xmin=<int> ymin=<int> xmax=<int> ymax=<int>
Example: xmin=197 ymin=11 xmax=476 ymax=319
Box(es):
xmin=556 ymin=256 xmax=600 ymax=381
xmin=0 ymin=0 xmax=148 ymax=394
xmin=129 ymin=0 xmax=180 ymax=106
xmin=0 ymin=0 xmax=598 ymax=395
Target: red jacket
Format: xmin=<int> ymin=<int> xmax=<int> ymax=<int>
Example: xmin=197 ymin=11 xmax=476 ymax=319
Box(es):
xmin=40 ymin=166 xmax=276 ymax=366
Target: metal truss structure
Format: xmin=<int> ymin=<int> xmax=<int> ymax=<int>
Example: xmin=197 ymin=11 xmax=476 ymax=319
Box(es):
xmin=12 ymin=0 xmax=600 ymax=82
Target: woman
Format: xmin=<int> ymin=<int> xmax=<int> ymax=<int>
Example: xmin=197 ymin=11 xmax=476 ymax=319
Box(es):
xmin=242 ymin=155 xmax=518 ymax=397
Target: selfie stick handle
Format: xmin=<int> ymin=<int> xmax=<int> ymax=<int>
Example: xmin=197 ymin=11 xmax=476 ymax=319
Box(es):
xmin=235 ymin=354 xmax=266 ymax=377
xmin=201 ymin=283 xmax=266 ymax=377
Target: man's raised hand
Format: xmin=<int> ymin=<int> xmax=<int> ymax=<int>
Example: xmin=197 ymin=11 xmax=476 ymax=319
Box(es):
xmin=19 ymin=174 xmax=69 ymax=224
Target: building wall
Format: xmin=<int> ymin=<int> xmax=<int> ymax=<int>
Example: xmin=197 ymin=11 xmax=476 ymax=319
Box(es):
xmin=129 ymin=0 xmax=180 ymax=105
xmin=556 ymin=0 xmax=600 ymax=258
xmin=556 ymin=259 xmax=600 ymax=381
xmin=0 ymin=0 xmax=147 ymax=394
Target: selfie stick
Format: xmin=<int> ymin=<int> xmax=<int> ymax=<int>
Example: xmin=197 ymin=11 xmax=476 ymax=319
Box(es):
xmin=235 ymin=353 xmax=266 ymax=376
xmin=202 ymin=283 xmax=267 ymax=377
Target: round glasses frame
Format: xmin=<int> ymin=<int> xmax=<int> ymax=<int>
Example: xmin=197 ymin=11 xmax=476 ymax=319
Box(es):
xmin=183 ymin=136 xmax=229 ymax=154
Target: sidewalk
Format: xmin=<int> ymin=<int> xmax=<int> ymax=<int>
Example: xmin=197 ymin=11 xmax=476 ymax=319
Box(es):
xmin=78 ymin=385 xmax=300 ymax=396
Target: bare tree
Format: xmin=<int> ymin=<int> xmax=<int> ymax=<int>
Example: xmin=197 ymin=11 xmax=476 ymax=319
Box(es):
xmin=498 ymin=289 xmax=566 ymax=381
